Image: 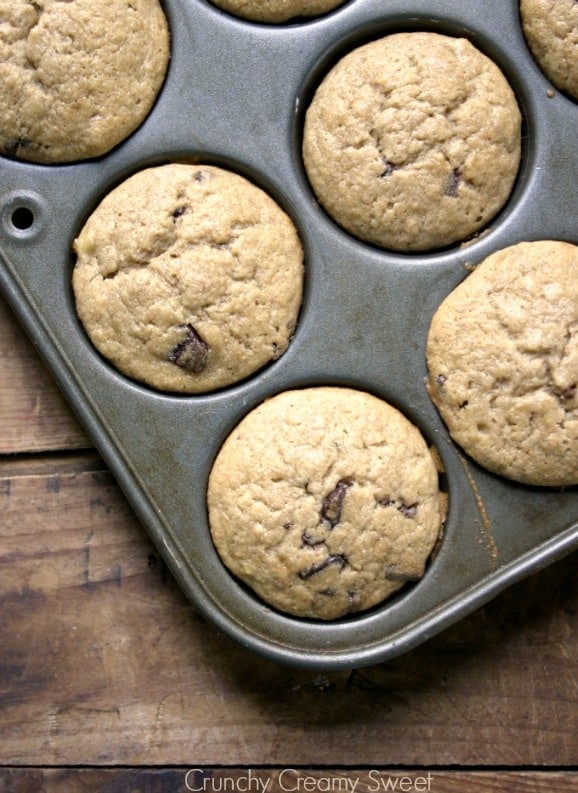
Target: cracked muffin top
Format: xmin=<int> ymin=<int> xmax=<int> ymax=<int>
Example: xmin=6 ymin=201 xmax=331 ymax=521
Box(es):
xmin=208 ymin=0 xmax=346 ymax=23
xmin=0 ymin=0 xmax=169 ymax=163
xmin=208 ymin=386 xmax=444 ymax=620
xmin=72 ymin=163 xmax=304 ymax=393
xmin=302 ymin=31 xmax=522 ymax=252
xmin=426 ymin=240 xmax=578 ymax=487
xmin=520 ymin=0 xmax=578 ymax=101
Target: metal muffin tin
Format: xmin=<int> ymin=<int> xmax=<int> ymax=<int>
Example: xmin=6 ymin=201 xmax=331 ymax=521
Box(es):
xmin=1 ymin=0 xmax=577 ymax=670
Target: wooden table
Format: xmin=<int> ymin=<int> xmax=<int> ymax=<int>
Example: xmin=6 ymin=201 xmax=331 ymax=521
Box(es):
xmin=1 ymin=294 xmax=577 ymax=792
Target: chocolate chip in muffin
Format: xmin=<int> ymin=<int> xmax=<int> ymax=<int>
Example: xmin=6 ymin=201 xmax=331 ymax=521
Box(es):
xmin=3 ymin=137 xmax=32 ymax=158
xmin=168 ymin=324 xmax=209 ymax=374
xmin=172 ymin=205 xmax=189 ymax=220
xmin=321 ymin=478 xmax=353 ymax=527
xmin=444 ymin=169 xmax=461 ymax=198
xmin=299 ymin=554 xmax=348 ymax=580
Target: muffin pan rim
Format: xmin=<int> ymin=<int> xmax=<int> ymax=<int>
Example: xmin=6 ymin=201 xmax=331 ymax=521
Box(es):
xmin=0 ymin=0 xmax=577 ymax=669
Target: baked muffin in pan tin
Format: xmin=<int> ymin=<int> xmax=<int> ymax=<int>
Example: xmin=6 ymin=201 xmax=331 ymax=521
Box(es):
xmin=0 ymin=0 xmax=576 ymax=668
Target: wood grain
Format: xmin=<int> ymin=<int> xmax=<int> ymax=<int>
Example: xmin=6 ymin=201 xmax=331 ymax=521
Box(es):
xmin=1 ymin=290 xmax=578 ymax=776
xmin=1 ymin=452 xmax=578 ymax=767
xmin=0 ymin=296 xmax=89 ymax=454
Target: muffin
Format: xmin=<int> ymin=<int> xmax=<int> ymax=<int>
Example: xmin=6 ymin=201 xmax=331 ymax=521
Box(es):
xmin=520 ymin=0 xmax=578 ymax=101
xmin=426 ymin=240 xmax=578 ymax=487
xmin=302 ymin=31 xmax=522 ymax=252
xmin=0 ymin=0 xmax=170 ymax=163
xmin=208 ymin=387 xmax=443 ymax=619
xmin=72 ymin=164 xmax=304 ymax=393
xmin=208 ymin=0 xmax=346 ymax=24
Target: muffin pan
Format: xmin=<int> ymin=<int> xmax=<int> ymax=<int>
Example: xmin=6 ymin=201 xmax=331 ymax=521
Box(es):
xmin=0 ymin=0 xmax=577 ymax=669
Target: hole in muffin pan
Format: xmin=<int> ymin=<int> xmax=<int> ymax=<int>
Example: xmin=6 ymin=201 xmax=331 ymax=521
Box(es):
xmin=10 ymin=206 xmax=34 ymax=230
xmin=0 ymin=191 xmax=46 ymax=242
xmin=0 ymin=0 xmax=576 ymax=667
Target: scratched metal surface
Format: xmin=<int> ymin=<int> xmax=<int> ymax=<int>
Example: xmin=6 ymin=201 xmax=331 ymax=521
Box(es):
xmin=0 ymin=0 xmax=577 ymax=668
